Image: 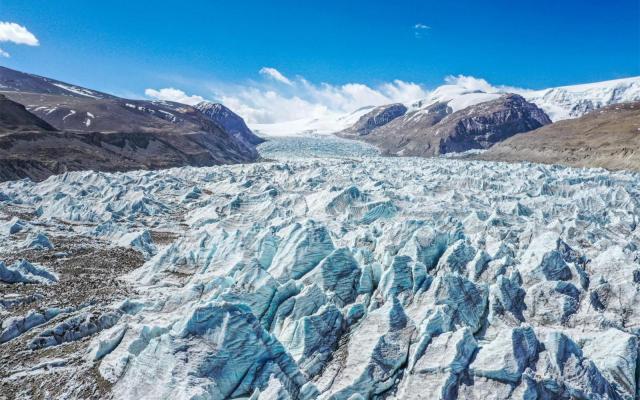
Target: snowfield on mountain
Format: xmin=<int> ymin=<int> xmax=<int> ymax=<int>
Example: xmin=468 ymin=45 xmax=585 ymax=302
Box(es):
xmin=0 ymin=137 xmax=639 ymax=399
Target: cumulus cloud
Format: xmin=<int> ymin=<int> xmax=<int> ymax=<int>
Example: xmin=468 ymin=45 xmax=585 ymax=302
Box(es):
xmin=146 ymin=69 xmax=430 ymax=124
xmin=0 ymin=22 xmax=39 ymax=46
xmin=144 ymin=87 xmax=205 ymax=105
xmin=444 ymin=74 xmax=527 ymax=94
xmin=444 ymin=75 xmax=497 ymax=92
xmin=259 ymin=67 xmax=292 ymax=85
xmin=414 ymin=23 xmax=431 ymax=38
xmin=215 ymin=73 xmax=429 ymax=124
xmin=0 ymin=48 xmax=9 ymax=58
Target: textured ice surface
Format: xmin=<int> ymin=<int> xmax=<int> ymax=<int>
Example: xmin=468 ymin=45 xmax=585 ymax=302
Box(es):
xmin=1 ymin=137 xmax=639 ymax=399
xmin=258 ymin=135 xmax=380 ymax=160
xmin=0 ymin=260 xmax=58 ymax=284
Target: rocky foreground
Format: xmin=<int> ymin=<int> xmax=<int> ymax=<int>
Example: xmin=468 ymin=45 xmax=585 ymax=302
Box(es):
xmin=0 ymin=139 xmax=639 ymax=399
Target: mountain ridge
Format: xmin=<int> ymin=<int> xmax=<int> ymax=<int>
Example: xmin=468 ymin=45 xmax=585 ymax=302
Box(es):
xmin=0 ymin=66 xmax=262 ymax=181
xmin=338 ymin=94 xmax=552 ymax=157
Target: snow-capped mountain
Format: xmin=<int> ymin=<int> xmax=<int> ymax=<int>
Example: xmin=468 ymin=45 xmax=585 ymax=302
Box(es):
xmin=332 ymin=76 xmax=640 ymax=157
xmin=409 ymin=76 xmax=640 ymax=122
xmin=409 ymin=83 xmax=502 ymax=114
xmin=521 ymin=76 xmax=640 ymax=121
xmin=251 ymin=76 xmax=640 ymax=138
xmin=338 ymin=94 xmax=551 ymax=157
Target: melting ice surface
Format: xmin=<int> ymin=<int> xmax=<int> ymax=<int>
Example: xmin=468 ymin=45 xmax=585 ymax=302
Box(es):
xmin=1 ymin=135 xmax=640 ymax=399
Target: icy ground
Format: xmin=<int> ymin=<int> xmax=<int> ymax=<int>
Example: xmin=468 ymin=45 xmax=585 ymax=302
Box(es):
xmin=258 ymin=135 xmax=379 ymax=160
xmin=1 ymin=137 xmax=640 ymax=399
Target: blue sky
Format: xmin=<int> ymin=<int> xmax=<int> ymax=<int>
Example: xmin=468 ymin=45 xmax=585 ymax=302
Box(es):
xmin=0 ymin=0 xmax=638 ymax=122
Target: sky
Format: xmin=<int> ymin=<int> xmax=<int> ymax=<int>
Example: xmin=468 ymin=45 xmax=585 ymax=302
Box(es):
xmin=0 ymin=0 xmax=639 ymax=123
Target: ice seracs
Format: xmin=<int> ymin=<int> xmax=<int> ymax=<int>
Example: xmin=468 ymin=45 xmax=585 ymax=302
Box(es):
xmin=0 ymin=259 xmax=57 ymax=284
xmin=1 ymin=137 xmax=639 ymax=399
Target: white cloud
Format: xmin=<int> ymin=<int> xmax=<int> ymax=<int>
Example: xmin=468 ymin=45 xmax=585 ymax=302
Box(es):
xmin=444 ymin=75 xmax=497 ymax=92
xmin=144 ymin=87 xmax=205 ymax=105
xmin=215 ymin=72 xmax=429 ymax=124
xmin=414 ymin=23 xmax=431 ymax=38
xmin=0 ymin=22 xmax=39 ymax=46
xmin=0 ymin=48 xmax=9 ymax=58
xmin=146 ymin=69 xmax=430 ymax=124
xmin=444 ymin=74 xmax=526 ymax=94
xmin=259 ymin=67 xmax=293 ymax=85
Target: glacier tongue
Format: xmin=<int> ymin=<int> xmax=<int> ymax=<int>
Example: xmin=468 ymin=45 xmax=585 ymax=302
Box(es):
xmin=1 ymin=138 xmax=640 ymax=399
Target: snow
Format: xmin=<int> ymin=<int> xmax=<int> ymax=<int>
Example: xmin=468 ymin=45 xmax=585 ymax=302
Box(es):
xmin=157 ymin=110 xmax=176 ymax=120
xmin=62 ymin=110 xmax=76 ymax=120
xmin=411 ymin=84 xmax=501 ymax=113
xmin=411 ymin=76 xmax=640 ymax=122
xmin=249 ymin=106 xmax=374 ymax=137
xmin=51 ymin=83 xmax=102 ymax=99
xmin=521 ymin=76 xmax=640 ymax=121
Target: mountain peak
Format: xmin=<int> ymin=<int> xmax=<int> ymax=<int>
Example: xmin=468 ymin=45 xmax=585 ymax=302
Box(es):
xmin=195 ymin=101 xmax=264 ymax=146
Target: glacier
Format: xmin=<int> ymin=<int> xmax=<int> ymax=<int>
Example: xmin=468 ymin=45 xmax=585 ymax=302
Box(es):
xmin=0 ymin=136 xmax=639 ymax=399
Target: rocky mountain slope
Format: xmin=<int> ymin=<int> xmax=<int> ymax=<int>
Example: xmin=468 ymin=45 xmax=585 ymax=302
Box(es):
xmin=339 ymin=94 xmax=551 ymax=156
xmin=0 ymin=94 xmax=55 ymax=133
xmin=0 ymin=66 xmax=261 ymax=181
xmin=1 ymin=138 xmax=639 ymax=399
xmin=0 ymin=93 xmax=258 ymax=181
xmin=195 ymin=102 xmax=264 ymax=147
xmin=476 ymin=101 xmax=640 ymax=171
xmin=0 ymin=65 xmax=117 ymax=100
xmin=339 ymin=103 xmax=407 ymax=136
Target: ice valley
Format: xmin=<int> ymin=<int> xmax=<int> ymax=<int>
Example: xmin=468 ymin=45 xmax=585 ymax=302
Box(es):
xmin=0 ymin=137 xmax=639 ymax=399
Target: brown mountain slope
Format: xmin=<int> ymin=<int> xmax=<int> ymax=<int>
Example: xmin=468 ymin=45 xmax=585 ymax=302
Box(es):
xmin=0 ymin=92 xmax=255 ymax=182
xmin=475 ymin=101 xmax=640 ymax=171
xmin=0 ymin=66 xmax=262 ymax=181
xmin=0 ymin=94 xmax=56 ymax=133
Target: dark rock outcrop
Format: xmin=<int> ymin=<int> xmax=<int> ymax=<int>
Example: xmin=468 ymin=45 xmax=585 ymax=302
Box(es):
xmin=196 ymin=102 xmax=264 ymax=146
xmin=0 ymin=94 xmax=56 ymax=133
xmin=339 ymin=103 xmax=407 ymax=136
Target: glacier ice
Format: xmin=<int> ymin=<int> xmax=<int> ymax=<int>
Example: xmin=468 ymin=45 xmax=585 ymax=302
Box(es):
xmin=0 ymin=137 xmax=639 ymax=399
xmin=0 ymin=259 xmax=58 ymax=284
xmin=22 ymin=232 xmax=54 ymax=250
